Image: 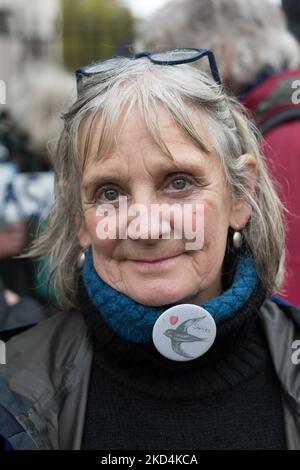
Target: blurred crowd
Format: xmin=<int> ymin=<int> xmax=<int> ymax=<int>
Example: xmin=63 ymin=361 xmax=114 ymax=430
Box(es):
xmin=0 ymin=64 xmax=74 ymax=336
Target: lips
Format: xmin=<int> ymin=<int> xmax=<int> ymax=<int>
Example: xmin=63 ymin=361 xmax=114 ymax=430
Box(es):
xmin=130 ymin=254 xmax=182 ymax=263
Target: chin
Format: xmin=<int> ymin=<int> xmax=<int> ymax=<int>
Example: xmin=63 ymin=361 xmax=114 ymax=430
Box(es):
xmin=128 ymin=285 xmax=188 ymax=308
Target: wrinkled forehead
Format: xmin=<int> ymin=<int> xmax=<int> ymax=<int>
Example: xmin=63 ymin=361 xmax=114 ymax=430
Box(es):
xmin=77 ymin=102 xmax=214 ymax=176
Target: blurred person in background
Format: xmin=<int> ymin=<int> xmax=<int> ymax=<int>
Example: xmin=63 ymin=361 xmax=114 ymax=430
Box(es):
xmin=11 ymin=65 xmax=75 ymax=169
xmin=0 ymin=219 xmax=45 ymax=341
xmin=0 ymin=66 xmax=74 ymax=308
xmin=0 ymin=219 xmax=27 ymax=310
xmin=0 ymin=109 xmax=52 ymax=335
xmin=0 ymin=109 xmax=43 ymax=299
xmin=136 ymin=0 xmax=300 ymax=306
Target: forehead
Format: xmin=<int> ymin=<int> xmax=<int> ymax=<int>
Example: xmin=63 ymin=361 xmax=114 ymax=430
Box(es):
xmin=79 ymin=104 xmax=216 ymax=177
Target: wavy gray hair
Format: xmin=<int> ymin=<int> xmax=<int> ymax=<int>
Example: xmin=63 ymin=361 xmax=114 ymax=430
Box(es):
xmin=29 ymin=56 xmax=285 ymax=309
xmin=135 ymin=0 xmax=300 ymax=93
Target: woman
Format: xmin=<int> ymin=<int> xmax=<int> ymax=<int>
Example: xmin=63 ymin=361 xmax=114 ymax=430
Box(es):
xmin=0 ymin=48 xmax=299 ymax=450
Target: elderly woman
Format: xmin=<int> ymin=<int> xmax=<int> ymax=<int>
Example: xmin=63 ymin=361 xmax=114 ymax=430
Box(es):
xmin=0 ymin=48 xmax=299 ymax=451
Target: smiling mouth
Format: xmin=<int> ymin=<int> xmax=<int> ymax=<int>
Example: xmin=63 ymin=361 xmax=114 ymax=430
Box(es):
xmin=129 ymin=253 xmax=182 ymax=267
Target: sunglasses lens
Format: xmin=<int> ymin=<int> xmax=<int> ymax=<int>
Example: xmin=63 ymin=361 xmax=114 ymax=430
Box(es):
xmin=150 ymin=48 xmax=202 ymax=63
xmin=81 ymin=61 xmax=105 ymax=74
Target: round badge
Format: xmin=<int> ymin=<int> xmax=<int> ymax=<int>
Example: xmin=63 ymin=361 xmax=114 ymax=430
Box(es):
xmin=152 ymin=304 xmax=216 ymax=361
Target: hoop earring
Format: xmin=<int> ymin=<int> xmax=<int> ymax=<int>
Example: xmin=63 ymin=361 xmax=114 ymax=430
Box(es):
xmin=77 ymin=248 xmax=88 ymax=269
xmin=233 ymin=231 xmax=242 ymax=250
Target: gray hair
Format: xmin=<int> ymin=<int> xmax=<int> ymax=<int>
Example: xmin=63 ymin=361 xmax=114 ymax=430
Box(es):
xmin=135 ymin=0 xmax=300 ymax=93
xmin=29 ymin=57 xmax=285 ymax=309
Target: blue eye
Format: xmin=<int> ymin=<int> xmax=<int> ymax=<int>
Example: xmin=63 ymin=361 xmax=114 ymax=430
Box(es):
xmin=101 ymin=188 xmax=120 ymax=202
xmin=170 ymin=177 xmax=188 ymax=190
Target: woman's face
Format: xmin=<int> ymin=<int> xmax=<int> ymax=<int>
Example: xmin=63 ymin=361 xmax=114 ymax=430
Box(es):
xmin=79 ymin=105 xmax=255 ymax=306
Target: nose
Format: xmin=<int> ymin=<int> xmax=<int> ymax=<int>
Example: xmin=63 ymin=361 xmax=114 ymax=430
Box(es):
xmin=126 ymin=193 xmax=172 ymax=242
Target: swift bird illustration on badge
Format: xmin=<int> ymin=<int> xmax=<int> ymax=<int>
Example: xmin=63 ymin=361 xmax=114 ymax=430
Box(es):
xmin=163 ymin=316 xmax=208 ymax=359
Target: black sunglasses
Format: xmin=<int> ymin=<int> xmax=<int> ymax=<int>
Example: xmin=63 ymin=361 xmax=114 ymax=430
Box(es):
xmin=76 ymin=47 xmax=222 ymax=91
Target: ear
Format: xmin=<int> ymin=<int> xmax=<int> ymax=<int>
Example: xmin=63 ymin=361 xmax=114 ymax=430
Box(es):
xmin=78 ymin=226 xmax=91 ymax=249
xmin=229 ymin=154 xmax=257 ymax=229
xmin=76 ymin=212 xmax=92 ymax=249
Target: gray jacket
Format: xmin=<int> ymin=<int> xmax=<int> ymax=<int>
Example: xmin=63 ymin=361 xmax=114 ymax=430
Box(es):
xmin=0 ymin=298 xmax=299 ymax=450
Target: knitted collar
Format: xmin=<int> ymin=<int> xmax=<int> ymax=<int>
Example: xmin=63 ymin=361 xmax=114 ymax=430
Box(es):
xmin=82 ymin=250 xmax=258 ymax=344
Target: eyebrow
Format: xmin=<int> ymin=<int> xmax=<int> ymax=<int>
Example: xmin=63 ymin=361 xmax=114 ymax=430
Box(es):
xmin=82 ymin=160 xmax=206 ymax=192
xmin=82 ymin=174 xmax=129 ymax=193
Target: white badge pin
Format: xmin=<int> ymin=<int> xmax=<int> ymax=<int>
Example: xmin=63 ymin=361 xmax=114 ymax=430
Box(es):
xmin=152 ymin=304 xmax=216 ymax=362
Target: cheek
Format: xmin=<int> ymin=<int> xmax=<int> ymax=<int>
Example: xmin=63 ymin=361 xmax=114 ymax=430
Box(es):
xmin=201 ymin=195 xmax=231 ymax=244
xmin=84 ymin=210 xmax=119 ymax=257
xmin=84 ymin=210 xmax=100 ymax=243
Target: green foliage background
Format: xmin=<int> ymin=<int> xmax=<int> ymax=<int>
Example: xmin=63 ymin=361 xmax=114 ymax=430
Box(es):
xmin=62 ymin=0 xmax=135 ymax=71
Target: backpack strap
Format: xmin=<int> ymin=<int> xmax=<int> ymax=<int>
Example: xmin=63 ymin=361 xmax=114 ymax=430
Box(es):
xmin=260 ymin=106 xmax=300 ymax=135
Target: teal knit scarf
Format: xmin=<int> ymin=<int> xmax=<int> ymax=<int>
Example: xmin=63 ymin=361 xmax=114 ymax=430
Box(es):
xmin=83 ymin=250 xmax=258 ymax=343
